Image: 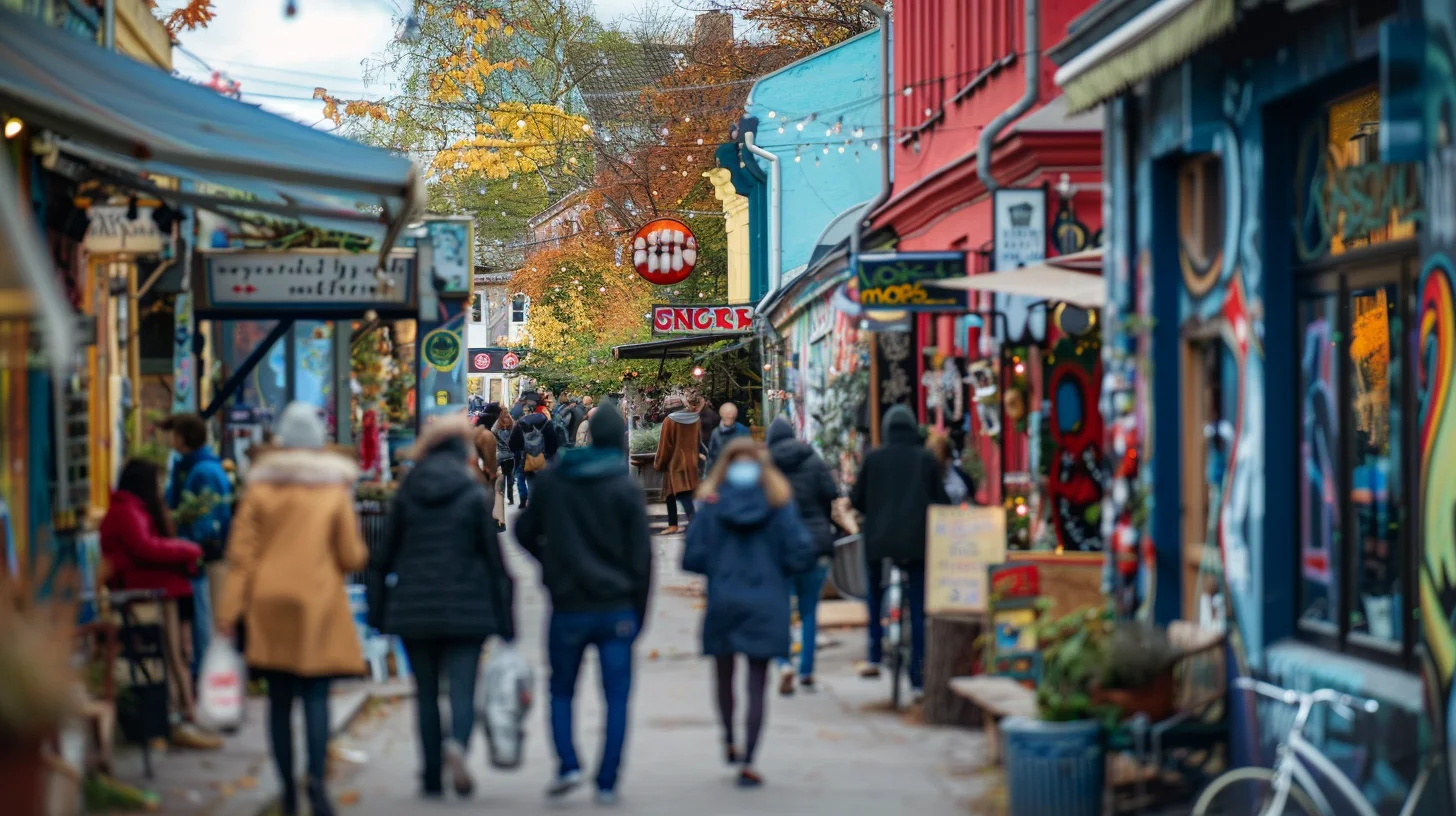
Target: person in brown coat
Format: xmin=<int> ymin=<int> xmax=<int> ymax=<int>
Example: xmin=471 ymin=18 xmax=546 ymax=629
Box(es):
xmin=216 ymin=402 xmax=366 ymax=816
xmin=653 ymin=394 xmax=702 ymax=534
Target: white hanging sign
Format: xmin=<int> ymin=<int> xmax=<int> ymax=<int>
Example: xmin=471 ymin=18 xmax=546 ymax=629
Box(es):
xmin=85 ymin=205 xmax=164 ymax=254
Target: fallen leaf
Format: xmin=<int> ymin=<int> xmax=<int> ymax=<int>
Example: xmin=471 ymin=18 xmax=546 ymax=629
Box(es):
xmin=235 ymin=776 xmax=257 ymax=790
xmin=337 ymin=790 xmax=361 ymax=806
xmin=648 ymin=649 xmax=660 ymax=660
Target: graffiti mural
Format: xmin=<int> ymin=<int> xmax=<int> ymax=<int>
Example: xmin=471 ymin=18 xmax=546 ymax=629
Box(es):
xmin=1046 ymin=336 xmax=1104 ymax=551
xmin=1420 ymin=0 xmax=1456 ymax=799
xmin=1299 ymin=302 xmax=1340 ymax=623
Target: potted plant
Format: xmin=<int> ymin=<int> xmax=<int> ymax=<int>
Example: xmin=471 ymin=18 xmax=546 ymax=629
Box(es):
xmin=0 ymin=566 xmax=81 ymax=815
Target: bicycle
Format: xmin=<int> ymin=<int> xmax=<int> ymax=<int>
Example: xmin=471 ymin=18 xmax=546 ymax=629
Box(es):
xmin=1192 ymin=677 xmax=1443 ymax=816
xmin=881 ymin=560 xmax=912 ymax=710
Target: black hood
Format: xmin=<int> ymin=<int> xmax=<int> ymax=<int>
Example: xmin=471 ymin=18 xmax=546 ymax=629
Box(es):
xmin=882 ymin=404 xmax=921 ymax=447
xmin=589 ymin=403 xmax=627 ymax=451
xmin=403 ymin=440 xmax=476 ymax=507
xmin=765 ymin=416 xmax=795 ymax=446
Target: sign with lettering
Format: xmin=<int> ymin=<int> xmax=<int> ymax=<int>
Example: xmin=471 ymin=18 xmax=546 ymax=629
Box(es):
xmin=855 ymin=252 xmax=968 ymax=311
xmin=993 ymin=188 xmax=1047 ymax=272
xmin=203 ymin=252 xmax=414 ymax=311
xmin=650 ymin=304 xmax=754 ymax=335
xmin=426 ymin=217 xmax=473 ymax=295
xmin=502 ymin=351 xmax=520 ymax=370
xmin=85 ymin=205 xmax=164 ymax=254
xmin=468 ymin=347 xmax=510 ymax=374
xmin=925 ymin=505 xmax=1007 ymax=615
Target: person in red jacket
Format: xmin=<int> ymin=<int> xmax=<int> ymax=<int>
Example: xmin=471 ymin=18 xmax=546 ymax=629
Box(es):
xmin=100 ymin=459 xmax=219 ymax=749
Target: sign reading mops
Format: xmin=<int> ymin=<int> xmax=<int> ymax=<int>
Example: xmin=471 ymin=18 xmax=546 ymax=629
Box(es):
xmin=856 ymin=252 xmax=968 ymax=311
xmin=651 ymin=304 xmax=754 ymax=335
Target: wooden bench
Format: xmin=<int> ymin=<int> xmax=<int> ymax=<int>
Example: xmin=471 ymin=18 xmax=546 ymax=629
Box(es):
xmin=949 ymin=675 xmax=1036 ymax=764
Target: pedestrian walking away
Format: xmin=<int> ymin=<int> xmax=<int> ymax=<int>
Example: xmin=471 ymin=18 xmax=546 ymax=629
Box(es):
xmin=515 ymin=402 xmax=653 ymax=805
xmin=850 ymin=404 xmax=950 ymax=697
xmin=764 ymin=416 xmax=841 ymax=696
xmin=369 ymin=414 xmax=516 ymax=801
xmin=473 ymin=413 xmax=502 ymax=529
xmin=160 ymin=412 xmax=234 ymax=681
xmin=654 ymin=394 xmax=702 ymax=534
xmin=494 ymin=412 xmax=516 ymax=510
xmin=215 ymin=403 xmax=369 ymax=816
xmin=704 ymin=402 xmax=751 ymax=473
xmin=927 ymin=431 xmax=976 ymax=506
xmin=510 ymin=393 xmax=560 ymax=507
xmin=682 ymin=438 xmax=815 ymax=788
xmin=100 ymin=459 xmax=220 ymax=751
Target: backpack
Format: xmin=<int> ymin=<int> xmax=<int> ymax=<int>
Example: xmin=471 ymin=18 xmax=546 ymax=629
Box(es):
xmin=552 ymin=404 xmax=576 ymax=448
xmin=522 ymin=425 xmax=547 ymax=472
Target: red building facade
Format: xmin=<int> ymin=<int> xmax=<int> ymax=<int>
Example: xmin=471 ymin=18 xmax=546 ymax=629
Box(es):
xmin=869 ymin=0 xmax=1104 ymax=544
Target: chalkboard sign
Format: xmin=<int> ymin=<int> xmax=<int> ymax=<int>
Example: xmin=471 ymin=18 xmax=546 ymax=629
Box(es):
xmin=925 ymin=506 xmax=1007 ymax=615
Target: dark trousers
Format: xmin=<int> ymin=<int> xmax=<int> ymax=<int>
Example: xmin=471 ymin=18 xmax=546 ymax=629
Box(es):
xmin=265 ymin=673 xmax=331 ymax=793
xmin=403 ymin=638 xmax=485 ymax=793
xmin=861 ymin=558 xmax=926 ymax=688
xmin=864 ymin=555 xmax=884 ymax=665
xmin=665 ymin=492 xmax=696 ymax=527
xmin=548 ymin=608 xmax=638 ymax=793
xmin=500 ymin=459 xmax=515 ymax=502
xmin=714 ymin=655 xmax=769 ymax=764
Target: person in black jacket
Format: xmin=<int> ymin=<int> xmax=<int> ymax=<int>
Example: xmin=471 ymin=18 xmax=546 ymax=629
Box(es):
xmin=372 ymin=415 xmax=515 ymax=801
xmin=508 ymin=400 xmax=559 ymax=508
xmin=849 ymin=404 xmax=949 ymax=697
xmin=514 ymin=403 xmax=652 ymax=806
xmin=764 ymin=416 xmax=840 ymax=696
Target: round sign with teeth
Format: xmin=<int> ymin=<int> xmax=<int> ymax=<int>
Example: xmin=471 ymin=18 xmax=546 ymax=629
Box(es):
xmin=630 ymin=218 xmax=698 ymax=286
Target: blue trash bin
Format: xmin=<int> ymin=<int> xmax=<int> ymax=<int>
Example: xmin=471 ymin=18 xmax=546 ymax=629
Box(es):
xmin=1002 ymin=717 xmax=1104 ymax=816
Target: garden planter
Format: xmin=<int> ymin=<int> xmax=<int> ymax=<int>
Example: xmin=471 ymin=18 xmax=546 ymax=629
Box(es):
xmin=1092 ymin=669 xmax=1176 ymax=721
xmin=0 ymin=736 xmax=47 ymax=816
xmin=1001 ymin=717 xmax=1104 ymax=816
xmin=629 ymin=454 xmax=664 ymax=501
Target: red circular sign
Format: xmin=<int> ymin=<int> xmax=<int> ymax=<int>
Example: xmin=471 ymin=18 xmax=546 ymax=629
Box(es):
xmin=473 ymin=352 xmax=491 ymax=370
xmin=630 ymin=218 xmax=697 ymax=286
xmin=502 ymin=352 xmax=519 ymax=370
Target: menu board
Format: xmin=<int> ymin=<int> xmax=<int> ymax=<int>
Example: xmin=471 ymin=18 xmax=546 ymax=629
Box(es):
xmin=925 ymin=505 xmax=1007 ymax=615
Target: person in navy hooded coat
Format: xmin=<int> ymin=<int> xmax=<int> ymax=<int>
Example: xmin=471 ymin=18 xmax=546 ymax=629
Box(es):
xmin=682 ymin=437 xmax=814 ymax=789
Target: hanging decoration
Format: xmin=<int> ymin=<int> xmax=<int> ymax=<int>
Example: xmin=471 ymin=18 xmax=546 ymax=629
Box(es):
xmin=630 ymin=218 xmax=698 ymax=286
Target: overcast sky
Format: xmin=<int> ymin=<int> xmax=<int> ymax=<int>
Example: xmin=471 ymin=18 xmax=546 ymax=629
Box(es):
xmin=170 ymin=0 xmax=658 ymax=124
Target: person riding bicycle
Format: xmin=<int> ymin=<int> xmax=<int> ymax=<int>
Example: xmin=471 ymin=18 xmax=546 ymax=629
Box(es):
xmin=849 ymin=404 xmax=949 ymax=697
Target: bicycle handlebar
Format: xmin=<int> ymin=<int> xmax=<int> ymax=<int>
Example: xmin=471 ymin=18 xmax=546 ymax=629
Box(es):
xmin=1234 ymin=677 xmax=1380 ymax=715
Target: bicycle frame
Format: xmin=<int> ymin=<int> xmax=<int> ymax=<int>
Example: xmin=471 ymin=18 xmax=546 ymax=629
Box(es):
xmin=1265 ymin=713 xmax=1440 ymax=816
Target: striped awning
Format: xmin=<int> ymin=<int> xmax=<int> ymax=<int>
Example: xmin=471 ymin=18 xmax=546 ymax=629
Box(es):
xmin=1054 ymin=0 xmax=1235 ymax=114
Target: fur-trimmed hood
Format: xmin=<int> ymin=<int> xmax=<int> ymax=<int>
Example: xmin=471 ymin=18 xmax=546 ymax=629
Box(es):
xmin=247 ymin=448 xmax=359 ymax=486
xmin=407 ymin=414 xmax=476 ymax=461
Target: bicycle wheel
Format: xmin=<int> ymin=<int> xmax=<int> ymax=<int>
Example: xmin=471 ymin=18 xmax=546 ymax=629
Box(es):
xmin=886 ymin=586 xmax=904 ymax=709
xmin=1192 ymin=767 xmax=1322 ymax=816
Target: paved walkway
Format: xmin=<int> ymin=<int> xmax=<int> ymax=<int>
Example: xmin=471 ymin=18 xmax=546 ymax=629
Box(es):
xmin=318 ymin=523 xmax=997 ymax=815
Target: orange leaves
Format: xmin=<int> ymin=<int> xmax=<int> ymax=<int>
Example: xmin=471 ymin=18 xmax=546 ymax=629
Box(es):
xmin=314 ymin=88 xmax=341 ymax=126
xmin=428 ymin=102 xmax=590 ymax=183
xmin=154 ymin=0 xmax=217 ymax=35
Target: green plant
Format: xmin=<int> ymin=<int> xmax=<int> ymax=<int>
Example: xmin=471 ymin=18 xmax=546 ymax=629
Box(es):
xmin=0 ymin=560 xmax=80 ymax=743
xmin=1031 ymin=605 xmax=1180 ymax=725
xmin=172 ymin=489 xmax=230 ymax=528
xmin=630 ymin=423 xmax=661 ymax=455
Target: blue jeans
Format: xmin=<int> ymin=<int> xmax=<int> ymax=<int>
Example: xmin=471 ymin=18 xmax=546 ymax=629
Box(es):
xmin=862 ymin=558 xmax=926 ymax=690
xmin=264 ymin=672 xmax=330 ymax=792
xmin=190 ymin=574 xmax=211 ymax=679
xmin=403 ymin=637 xmax=485 ymax=793
xmin=864 ymin=555 xmax=883 ymax=665
xmin=778 ymin=562 xmax=829 ymax=678
xmin=516 ymin=464 xmax=530 ymax=503
xmin=548 ymin=608 xmax=638 ymax=793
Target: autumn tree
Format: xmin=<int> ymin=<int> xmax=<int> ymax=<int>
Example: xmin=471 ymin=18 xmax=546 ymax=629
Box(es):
xmin=147 ymin=0 xmax=217 ymax=34
xmin=687 ymin=0 xmax=877 ymax=55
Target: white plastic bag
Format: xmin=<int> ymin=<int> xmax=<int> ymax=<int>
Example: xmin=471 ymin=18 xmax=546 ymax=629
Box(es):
xmin=196 ymin=637 xmax=244 ymax=733
xmin=476 ymin=640 xmax=534 ymax=770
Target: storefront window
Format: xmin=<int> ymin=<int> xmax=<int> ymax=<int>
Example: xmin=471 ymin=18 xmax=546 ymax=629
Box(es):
xmin=1296 ymin=273 xmax=1409 ymax=656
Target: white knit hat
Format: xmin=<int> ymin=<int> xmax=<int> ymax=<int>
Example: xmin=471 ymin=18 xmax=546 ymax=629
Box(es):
xmin=275 ymin=401 xmax=326 ymax=450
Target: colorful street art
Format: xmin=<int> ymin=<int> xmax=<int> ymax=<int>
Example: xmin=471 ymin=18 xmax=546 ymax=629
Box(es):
xmin=1045 ymin=336 xmax=1104 ymax=551
xmin=1420 ymin=0 xmax=1456 ymax=799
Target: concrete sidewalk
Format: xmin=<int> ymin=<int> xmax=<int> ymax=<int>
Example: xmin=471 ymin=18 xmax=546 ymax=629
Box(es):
xmin=315 ymin=529 xmax=995 ymax=815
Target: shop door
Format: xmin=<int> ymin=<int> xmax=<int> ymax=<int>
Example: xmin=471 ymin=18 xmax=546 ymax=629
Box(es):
xmin=1180 ymin=335 xmax=1229 ymax=621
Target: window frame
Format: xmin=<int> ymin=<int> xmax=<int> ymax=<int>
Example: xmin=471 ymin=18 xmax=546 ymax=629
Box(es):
xmin=511 ymin=294 xmax=528 ymax=324
xmin=1292 ymin=248 xmax=1418 ymax=667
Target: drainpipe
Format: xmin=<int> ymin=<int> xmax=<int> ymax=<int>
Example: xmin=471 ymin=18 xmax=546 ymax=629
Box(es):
xmin=853 ymin=1 xmax=891 ymax=259
xmin=103 ymin=0 xmax=117 ymax=51
xmin=743 ymin=129 xmax=782 ymax=296
xmin=978 ymin=0 xmax=1039 ymax=193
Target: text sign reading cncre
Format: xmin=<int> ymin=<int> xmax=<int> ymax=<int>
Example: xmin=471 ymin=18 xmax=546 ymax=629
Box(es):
xmin=206 ymin=252 xmax=414 ymax=309
xmin=651 ymin=305 xmax=754 ymax=336
xmin=856 ymin=252 xmax=968 ymax=311
xmin=925 ymin=505 xmax=1007 ymax=615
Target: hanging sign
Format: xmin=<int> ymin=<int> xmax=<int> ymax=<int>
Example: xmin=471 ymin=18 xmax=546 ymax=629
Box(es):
xmin=630 ymin=218 xmax=698 ymax=285
xmin=202 ymin=251 xmax=414 ymax=312
xmin=468 ymin=347 xmax=511 ymax=373
xmin=993 ymin=188 xmax=1047 ymax=272
xmin=501 ymin=351 xmax=520 ymax=371
xmin=650 ymin=304 xmax=754 ymax=336
xmin=85 ymin=205 xmax=164 ymax=254
xmin=856 ymin=252 xmax=968 ymax=311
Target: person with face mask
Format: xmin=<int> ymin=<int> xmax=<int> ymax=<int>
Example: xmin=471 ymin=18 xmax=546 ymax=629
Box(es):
xmin=682 ymin=438 xmax=815 ymax=788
